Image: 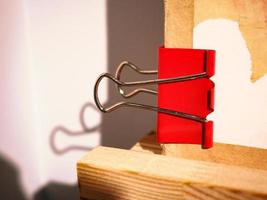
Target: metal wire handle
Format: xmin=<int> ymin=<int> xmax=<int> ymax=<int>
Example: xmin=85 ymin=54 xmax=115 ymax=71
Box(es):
xmin=115 ymin=61 xmax=158 ymax=98
xmin=94 ymin=62 xmax=208 ymax=123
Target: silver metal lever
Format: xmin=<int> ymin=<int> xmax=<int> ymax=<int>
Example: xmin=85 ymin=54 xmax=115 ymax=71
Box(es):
xmin=115 ymin=61 xmax=158 ymax=98
xmin=93 ymin=61 xmax=208 ymax=123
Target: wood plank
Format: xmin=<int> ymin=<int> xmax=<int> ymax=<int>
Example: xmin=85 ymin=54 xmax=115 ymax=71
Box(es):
xmin=194 ymin=0 xmax=267 ymax=82
xmin=77 ymin=146 xmax=267 ymax=200
xmin=132 ymin=133 xmax=267 ymax=171
xmin=163 ymin=0 xmax=267 ymax=155
xmin=131 ymin=133 xmax=163 ymax=155
xmin=165 ymin=0 xmax=194 ymax=48
xmin=166 ymin=0 xmax=267 ymax=82
xmin=163 ymin=0 xmax=195 ymax=156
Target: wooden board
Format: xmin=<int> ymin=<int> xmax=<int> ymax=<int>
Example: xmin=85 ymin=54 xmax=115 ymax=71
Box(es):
xmin=77 ymin=146 xmax=267 ymax=200
xmin=163 ymin=0 xmax=195 ymax=155
xmin=164 ymin=0 xmax=194 ymax=48
xmin=165 ymin=0 xmax=267 ymax=81
xmin=132 ymin=133 xmax=267 ymax=171
xmin=163 ymin=0 xmax=267 ymax=155
xmin=194 ymin=0 xmax=267 ymax=82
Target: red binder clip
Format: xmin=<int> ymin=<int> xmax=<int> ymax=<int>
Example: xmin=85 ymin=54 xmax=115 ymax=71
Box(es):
xmin=94 ymin=47 xmax=215 ymax=149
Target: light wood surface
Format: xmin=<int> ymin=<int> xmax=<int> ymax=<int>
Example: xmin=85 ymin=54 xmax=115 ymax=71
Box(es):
xmin=163 ymin=0 xmax=195 ymax=154
xmin=164 ymin=0 xmax=194 ymax=48
xmin=163 ymin=0 xmax=267 ymax=155
xmin=165 ymin=0 xmax=267 ymax=81
xmin=132 ymin=133 xmax=267 ymax=171
xmin=78 ymin=146 xmax=267 ymax=200
xmin=194 ymin=0 xmax=267 ymax=82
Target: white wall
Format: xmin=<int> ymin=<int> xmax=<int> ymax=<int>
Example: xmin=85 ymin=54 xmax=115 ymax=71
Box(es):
xmin=0 ymin=0 xmax=163 ymax=199
xmin=26 ymin=0 xmax=106 ymax=185
xmin=0 ymin=0 xmax=41 ymax=198
xmin=0 ymin=0 xmax=107 ymax=198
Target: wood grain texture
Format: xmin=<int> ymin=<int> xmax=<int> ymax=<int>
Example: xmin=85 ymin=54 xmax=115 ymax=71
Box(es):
xmin=163 ymin=0 xmax=195 ymax=155
xmin=131 ymin=133 xmax=163 ymax=155
xmin=77 ymin=146 xmax=267 ymax=200
xmin=164 ymin=0 xmax=194 ymax=48
xmin=166 ymin=0 xmax=267 ymax=81
xmin=132 ymin=133 xmax=267 ymax=171
xmin=194 ymin=0 xmax=267 ymax=82
xmin=163 ymin=0 xmax=267 ymax=156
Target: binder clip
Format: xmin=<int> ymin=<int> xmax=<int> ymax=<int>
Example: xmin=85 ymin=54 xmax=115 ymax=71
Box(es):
xmin=94 ymin=47 xmax=215 ymax=149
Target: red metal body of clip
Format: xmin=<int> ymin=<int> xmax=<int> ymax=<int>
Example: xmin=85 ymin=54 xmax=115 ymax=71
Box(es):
xmin=157 ymin=47 xmax=215 ymax=149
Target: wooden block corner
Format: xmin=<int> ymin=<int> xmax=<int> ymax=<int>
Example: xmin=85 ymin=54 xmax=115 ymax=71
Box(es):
xmin=77 ymin=145 xmax=267 ymax=200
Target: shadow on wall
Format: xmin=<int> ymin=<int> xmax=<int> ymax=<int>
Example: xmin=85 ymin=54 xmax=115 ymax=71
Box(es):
xmin=101 ymin=0 xmax=164 ymax=149
xmin=0 ymin=154 xmax=27 ymax=200
xmin=33 ymin=182 xmax=79 ymax=200
xmin=0 ymin=153 xmax=79 ymax=200
xmin=50 ymin=0 xmax=163 ymax=152
xmin=46 ymin=1 xmax=163 ymax=199
xmin=50 ymin=102 xmax=99 ymax=154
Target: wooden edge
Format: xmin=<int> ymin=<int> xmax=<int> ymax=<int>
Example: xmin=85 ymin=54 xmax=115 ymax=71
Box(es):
xmin=164 ymin=0 xmax=194 ymax=48
xmin=194 ymin=0 xmax=267 ymax=81
xmin=163 ymin=0 xmax=195 ymax=154
xmin=164 ymin=0 xmax=267 ymax=155
xmin=77 ymin=146 xmax=267 ymax=200
xmin=132 ymin=133 xmax=267 ymax=171
xmin=131 ymin=132 xmax=163 ymax=155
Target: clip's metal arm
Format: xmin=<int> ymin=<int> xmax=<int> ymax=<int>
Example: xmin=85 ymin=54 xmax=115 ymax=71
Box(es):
xmin=94 ymin=62 xmax=208 ymax=123
xmin=115 ymin=61 xmax=158 ymax=98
